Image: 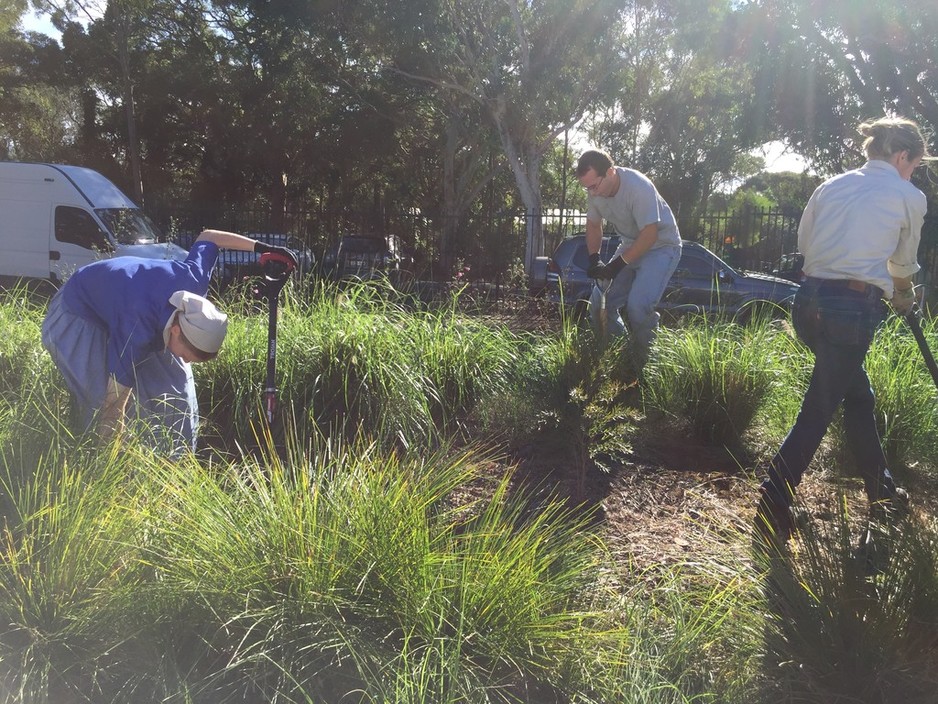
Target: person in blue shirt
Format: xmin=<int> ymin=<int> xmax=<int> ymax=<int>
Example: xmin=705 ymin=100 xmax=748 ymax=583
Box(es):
xmin=41 ymin=229 xmax=297 ymax=455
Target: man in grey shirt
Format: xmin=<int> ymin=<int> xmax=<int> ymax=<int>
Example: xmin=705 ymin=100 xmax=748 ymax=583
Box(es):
xmin=576 ymin=149 xmax=682 ymax=368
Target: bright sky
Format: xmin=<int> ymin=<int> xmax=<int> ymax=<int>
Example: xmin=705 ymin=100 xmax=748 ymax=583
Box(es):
xmin=20 ymin=9 xmax=61 ymax=40
xmin=758 ymin=140 xmax=812 ymax=173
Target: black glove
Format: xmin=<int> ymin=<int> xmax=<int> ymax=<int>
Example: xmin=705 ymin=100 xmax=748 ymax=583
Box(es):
xmin=587 ymin=252 xmax=603 ymax=279
xmin=254 ymin=241 xmax=300 ymax=270
xmin=594 ymin=255 xmax=627 ymax=281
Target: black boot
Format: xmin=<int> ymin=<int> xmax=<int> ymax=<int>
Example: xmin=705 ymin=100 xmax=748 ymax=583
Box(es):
xmin=754 ymin=491 xmax=795 ymax=553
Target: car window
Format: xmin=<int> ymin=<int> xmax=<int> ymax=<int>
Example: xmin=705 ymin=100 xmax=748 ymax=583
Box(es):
xmin=571 ymin=243 xmax=590 ymax=270
xmin=96 ymin=208 xmax=160 ymax=244
xmin=674 ymin=251 xmax=716 ymax=278
xmin=55 ymin=206 xmax=112 ymax=251
xmin=569 ymin=237 xmax=620 ymax=269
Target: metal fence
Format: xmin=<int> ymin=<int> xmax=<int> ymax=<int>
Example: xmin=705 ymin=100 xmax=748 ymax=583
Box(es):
xmin=149 ymin=202 xmax=938 ymax=287
xmin=530 ymin=207 xmax=802 ymax=273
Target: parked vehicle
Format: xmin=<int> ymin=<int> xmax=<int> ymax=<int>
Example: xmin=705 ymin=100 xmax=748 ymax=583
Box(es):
xmin=323 ymin=234 xmax=406 ymax=281
xmin=771 ymin=252 xmax=806 ymax=284
xmin=214 ymin=233 xmax=315 ymax=286
xmin=0 ymin=162 xmax=186 ymax=284
xmin=529 ymin=255 xmax=550 ymax=295
xmin=541 ymin=233 xmax=800 ymax=322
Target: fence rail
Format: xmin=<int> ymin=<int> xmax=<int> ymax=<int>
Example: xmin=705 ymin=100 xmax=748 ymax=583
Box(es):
xmin=149 ymin=203 xmax=938 ymax=287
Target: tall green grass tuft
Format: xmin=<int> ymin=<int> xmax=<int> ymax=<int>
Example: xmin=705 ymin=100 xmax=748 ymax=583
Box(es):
xmin=201 ymin=280 xmax=522 ymax=452
xmin=0 ymin=443 xmax=148 ymax=704
xmin=0 ymin=287 xmax=50 ymax=399
xmin=134 ymin=439 xmax=617 ymax=702
xmin=757 ymin=502 xmax=938 ymax=703
xmin=0 ymin=285 xmax=78 ymax=485
xmin=843 ymin=314 xmax=938 ymax=473
xmin=643 ymin=315 xmax=803 ymax=447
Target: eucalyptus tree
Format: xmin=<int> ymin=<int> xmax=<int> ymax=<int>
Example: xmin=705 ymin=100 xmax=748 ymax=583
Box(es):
xmin=748 ymin=0 xmax=938 ymax=175
xmin=0 ymin=5 xmax=78 ymax=161
xmin=31 ymin=0 xmax=173 ymax=201
xmin=582 ymin=0 xmax=773 ymax=218
xmin=389 ymin=0 xmax=623 ymax=271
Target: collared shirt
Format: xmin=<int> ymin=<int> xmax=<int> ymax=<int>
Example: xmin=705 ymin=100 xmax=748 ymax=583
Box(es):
xmin=799 ymin=160 xmax=925 ymax=298
xmin=586 ymin=167 xmax=681 ymax=257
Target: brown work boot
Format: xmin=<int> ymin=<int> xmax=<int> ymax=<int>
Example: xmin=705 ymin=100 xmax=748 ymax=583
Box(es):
xmin=753 ymin=492 xmax=795 ymax=553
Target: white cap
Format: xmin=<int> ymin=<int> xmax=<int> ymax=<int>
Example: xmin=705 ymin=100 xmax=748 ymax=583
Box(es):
xmin=163 ymin=291 xmax=228 ymax=354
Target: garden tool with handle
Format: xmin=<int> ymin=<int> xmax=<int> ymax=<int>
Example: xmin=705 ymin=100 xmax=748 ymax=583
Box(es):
xmin=904 ymin=302 xmax=938 ymax=390
xmin=596 ymin=277 xmax=613 ymax=348
xmin=257 ymin=252 xmax=296 ymax=425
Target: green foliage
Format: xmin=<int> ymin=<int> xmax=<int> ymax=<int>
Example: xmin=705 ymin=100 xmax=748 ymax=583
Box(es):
xmin=830 ymin=314 xmax=938 ymax=474
xmin=643 ymin=315 xmax=800 ymax=447
xmin=0 ymin=445 xmax=150 ymax=703
xmin=200 ymin=280 xmax=523 ymax=451
xmin=733 ymin=171 xmax=823 ymax=217
xmin=749 ymin=0 xmax=938 ymax=177
xmin=5 ymin=281 xmax=938 ymax=702
xmin=476 ymin=318 xmax=639 ymax=496
xmin=757 ymin=502 xmax=938 ymax=703
xmin=0 ymin=287 xmax=53 ymax=398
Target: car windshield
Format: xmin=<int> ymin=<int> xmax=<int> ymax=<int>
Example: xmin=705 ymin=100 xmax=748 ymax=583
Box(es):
xmin=96 ymin=208 xmax=162 ymax=245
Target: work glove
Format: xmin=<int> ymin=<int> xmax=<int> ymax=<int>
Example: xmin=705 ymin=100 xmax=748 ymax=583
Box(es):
xmin=587 ymin=252 xmax=603 ymax=278
xmin=254 ymin=241 xmax=300 ymax=271
xmin=593 ymin=255 xmax=628 ymax=281
xmin=890 ymin=285 xmax=916 ymax=315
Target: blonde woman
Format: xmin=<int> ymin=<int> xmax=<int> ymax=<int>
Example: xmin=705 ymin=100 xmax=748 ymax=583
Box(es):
xmin=755 ymin=117 xmax=934 ymax=548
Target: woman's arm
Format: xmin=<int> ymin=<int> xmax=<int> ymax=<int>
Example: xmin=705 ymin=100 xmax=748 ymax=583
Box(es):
xmin=195 ymin=229 xmax=299 ymax=268
xmin=195 ymin=229 xmax=258 ymax=252
xmin=98 ymin=375 xmax=132 ymax=443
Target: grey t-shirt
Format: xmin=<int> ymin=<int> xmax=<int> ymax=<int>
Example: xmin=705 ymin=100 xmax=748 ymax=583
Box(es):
xmin=586 ymin=167 xmax=681 ymax=257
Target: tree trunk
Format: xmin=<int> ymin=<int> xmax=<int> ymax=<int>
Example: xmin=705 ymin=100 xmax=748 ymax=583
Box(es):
xmin=440 ymin=118 xmax=459 ymax=277
xmin=116 ymin=20 xmax=143 ymax=204
xmin=501 ymin=136 xmax=544 ymax=273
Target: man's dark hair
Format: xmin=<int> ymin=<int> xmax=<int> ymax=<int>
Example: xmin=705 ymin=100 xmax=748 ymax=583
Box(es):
xmin=575 ymin=149 xmax=613 ymax=177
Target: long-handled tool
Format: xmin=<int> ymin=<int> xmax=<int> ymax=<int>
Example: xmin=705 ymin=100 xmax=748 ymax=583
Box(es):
xmin=905 ymin=303 xmax=938 ymax=390
xmin=854 ymin=302 xmax=934 ymax=577
xmin=257 ymin=253 xmax=295 ymax=425
xmin=596 ymin=277 xmax=613 ymax=347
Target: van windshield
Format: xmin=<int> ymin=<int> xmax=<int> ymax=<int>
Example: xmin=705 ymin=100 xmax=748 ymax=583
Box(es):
xmin=96 ymin=208 xmax=162 ymax=245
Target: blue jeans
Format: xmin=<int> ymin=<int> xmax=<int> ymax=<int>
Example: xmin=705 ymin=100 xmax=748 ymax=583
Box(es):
xmin=761 ymin=278 xmax=896 ymax=507
xmin=589 ymin=244 xmax=681 ymax=367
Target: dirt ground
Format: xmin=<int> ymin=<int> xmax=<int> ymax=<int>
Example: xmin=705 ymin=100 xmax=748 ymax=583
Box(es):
xmin=501 ymin=420 xmax=938 ymax=576
xmin=476 ymin=302 xmax=938 ymax=574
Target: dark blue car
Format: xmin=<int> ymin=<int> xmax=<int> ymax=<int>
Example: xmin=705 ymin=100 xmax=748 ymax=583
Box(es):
xmin=539 ymin=233 xmax=800 ymax=322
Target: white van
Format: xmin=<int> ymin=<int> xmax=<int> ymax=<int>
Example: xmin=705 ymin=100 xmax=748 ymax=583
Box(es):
xmin=0 ymin=162 xmax=186 ymax=284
